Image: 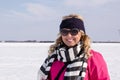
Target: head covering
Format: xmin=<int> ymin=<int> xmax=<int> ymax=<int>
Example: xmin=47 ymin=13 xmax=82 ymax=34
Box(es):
xmin=60 ymin=18 xmax=85 ymax=33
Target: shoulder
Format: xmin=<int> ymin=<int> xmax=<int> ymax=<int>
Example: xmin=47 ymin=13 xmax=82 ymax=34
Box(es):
xmin=88 ymin=49 xmax=107 ymax=68
xmin=89 ymin=49 xmax=104 ymax=61
xmin=86 ymin=50 xmax=110 ymax=80
xmin=87 ymin=49 xmax=109 ymax=73
xmin=90 ymin=49 xmax=102 ymax=57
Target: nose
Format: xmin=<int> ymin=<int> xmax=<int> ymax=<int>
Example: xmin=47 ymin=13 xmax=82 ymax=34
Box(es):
xmin=66 ymin=32 xmax=72 ymax=37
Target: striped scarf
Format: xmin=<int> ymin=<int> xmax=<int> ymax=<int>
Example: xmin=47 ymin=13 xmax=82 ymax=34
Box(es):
xmin=39 ymin=43 xmax=88 ymax=80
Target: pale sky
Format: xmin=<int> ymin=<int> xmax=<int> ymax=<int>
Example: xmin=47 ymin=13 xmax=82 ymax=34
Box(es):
xmin=0 ymin=0 xmax=120 ymax=41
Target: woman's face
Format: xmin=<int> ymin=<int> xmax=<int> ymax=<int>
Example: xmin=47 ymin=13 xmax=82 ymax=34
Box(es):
xmin=60 ymin=28 xmax=82 ymax=47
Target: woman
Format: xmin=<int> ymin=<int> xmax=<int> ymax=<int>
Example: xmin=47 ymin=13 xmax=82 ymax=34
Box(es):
xmin=38 ymin=14 xmax=110 ymax=80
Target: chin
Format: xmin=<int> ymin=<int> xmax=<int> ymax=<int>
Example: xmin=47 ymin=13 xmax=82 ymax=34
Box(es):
xmin=67 ymin=44 xmax=76 ymax=47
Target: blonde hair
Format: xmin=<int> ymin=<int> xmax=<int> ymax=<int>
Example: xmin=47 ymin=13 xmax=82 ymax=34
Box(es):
xmin=48 ymin=14 xmax=91 ymax=58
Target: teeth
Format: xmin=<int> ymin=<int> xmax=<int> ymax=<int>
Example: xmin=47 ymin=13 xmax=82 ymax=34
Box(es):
xmin=67 ymin=39 xmax=73 ymax=42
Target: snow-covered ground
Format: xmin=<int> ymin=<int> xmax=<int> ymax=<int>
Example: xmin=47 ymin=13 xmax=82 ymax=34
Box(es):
xmin=0 ymin=43 xmax=120 ymax=80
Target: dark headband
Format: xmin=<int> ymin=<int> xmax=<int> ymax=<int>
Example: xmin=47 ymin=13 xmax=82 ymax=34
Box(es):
xmin=60 ymin=18 xmax=85 ymax=33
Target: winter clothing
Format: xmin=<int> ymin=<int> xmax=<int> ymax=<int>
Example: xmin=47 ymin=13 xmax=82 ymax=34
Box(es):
xmin=38 ymin=45 xmax=110 ymax=80
xmin=60 ymin=18 xmax=85 ymax=33
xmin=49 ymin=50 xmax=110 ymax=80
xmin=39 ymin=43 xmax=88 ymax=80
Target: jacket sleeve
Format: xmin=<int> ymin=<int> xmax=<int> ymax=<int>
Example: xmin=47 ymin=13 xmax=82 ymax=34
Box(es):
xmin=87 ymin=50 xmax=110 ymax=80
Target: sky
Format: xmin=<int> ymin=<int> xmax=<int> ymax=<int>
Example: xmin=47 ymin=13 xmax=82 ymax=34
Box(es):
xmin=0 ymin=0 xmax=120 ymax=41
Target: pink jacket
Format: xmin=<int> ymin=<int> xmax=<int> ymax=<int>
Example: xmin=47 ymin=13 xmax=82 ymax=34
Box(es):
xmin=48 ymin=50 xmax=110 ymax=80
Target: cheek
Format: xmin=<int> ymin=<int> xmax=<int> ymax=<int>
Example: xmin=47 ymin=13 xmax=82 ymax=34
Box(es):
xmin=76 ymin=33 xmax=82 ymax=40
xmin=75 ymin=36 xmax=81 ymax=42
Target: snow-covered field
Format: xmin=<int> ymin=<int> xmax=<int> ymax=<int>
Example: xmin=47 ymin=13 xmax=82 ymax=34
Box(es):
xmin=0 ymin=43 xmax=120 ymax=80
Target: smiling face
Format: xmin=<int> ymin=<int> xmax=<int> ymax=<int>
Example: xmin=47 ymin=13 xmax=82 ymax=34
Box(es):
xmin=61 ymin=28 xmax=82 ymax=47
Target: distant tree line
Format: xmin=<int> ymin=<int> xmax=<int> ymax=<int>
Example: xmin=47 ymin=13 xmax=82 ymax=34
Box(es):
xmin=0 ymin=40 xmax=54 ymax=43
xmin=0 ymin=40 xmax=120 ymax=43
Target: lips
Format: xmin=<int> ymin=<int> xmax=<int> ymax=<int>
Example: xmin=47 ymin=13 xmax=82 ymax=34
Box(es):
xmin=66 ymin=38 xmax=74 ymax=43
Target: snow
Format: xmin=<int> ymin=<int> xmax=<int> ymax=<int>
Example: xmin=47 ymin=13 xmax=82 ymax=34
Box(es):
xmin=0 ymin=43 xmax=120 ymax=80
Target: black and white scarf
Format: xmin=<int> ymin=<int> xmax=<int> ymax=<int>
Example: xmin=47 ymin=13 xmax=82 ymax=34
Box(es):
xmin=39 ymin=43 xmax=88 ymax=80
